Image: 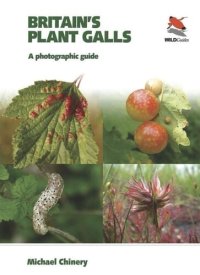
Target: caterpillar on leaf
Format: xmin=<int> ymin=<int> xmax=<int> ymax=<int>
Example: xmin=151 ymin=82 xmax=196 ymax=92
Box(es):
xmin=33 ymin=173 xmax=64 ymax=235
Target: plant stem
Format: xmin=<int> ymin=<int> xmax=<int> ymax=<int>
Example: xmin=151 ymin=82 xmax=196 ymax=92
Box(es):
xmin=152 ymin=204 xmax=161 ymax=242
xmin=74 ymin=75 xmax=84 ymax=88
xmin=109 ymin=198 xmax=123 ymax=242
xmin=103 ymin=164 xmax=113 ymax=185
xmin=48 ymin=226 xmax=80 ymax=243
xmin=136 ymin=164 xmax=145 ymax=181
xmin=120 ymin=200 xmax=134 ymax=243
xmin=142 ymin=214 xmax=150 ymax=242
xmin=153 ymin=203 xmax=159 ymax=229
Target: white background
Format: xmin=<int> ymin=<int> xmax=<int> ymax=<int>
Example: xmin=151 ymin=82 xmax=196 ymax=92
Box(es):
xmin=1 ymin=0 xmax=200 ymax=273
xmin=1 ymin=244 xmax=200 ymax=275
xmin=0 ymin=0 xmax=200 ymax=99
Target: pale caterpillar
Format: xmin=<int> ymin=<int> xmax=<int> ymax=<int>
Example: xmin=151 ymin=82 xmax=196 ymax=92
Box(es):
xmin=33 ymin=173 xmax=64 ymax=235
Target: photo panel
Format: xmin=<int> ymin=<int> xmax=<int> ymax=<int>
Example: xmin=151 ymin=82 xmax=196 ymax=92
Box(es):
xmin=0 ymin=164 xmax=102 ymax=243
xmin=103 ymin=164 xmax=200 ymax=243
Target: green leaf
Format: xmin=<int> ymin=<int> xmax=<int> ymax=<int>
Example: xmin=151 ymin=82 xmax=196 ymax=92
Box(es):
xmin=5 ymin=81 xmax=70 ymax=119
xmin=0 ymin=174 xmax=51 ymax=222
xmin=5 ymin=80 xmax=98 ymax=167
xmin=2 ymin=175 xmax=46 ymax=222
xmin=0 ymin=196 xmax=18 ymax=221
xmin=155 ymin=84 xmax=191 ymax=151
xmin=0 ymin=165 xmax=9 ymax=180
xmin=104 ymin=127 xmax=151 ymax=163
xmin=11 ymin=175 xmax=39 ymax=199
xmin=10 ymin=175 xmax=43 ymax=220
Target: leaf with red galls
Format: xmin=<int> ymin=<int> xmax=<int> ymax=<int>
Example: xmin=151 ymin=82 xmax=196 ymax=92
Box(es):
xmin=4 ymin=79 xmax=99 ymax=167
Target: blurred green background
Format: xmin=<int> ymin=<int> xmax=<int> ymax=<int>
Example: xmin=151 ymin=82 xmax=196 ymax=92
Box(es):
xmin=103 ymin=164 xmax=200 ymax=200
xmin=0 ymin=164 xmax=102 ymax=243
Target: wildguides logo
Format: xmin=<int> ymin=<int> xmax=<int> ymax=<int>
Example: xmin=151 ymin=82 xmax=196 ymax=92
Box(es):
xmin=164 ymin=16 xmax=189 ymax=42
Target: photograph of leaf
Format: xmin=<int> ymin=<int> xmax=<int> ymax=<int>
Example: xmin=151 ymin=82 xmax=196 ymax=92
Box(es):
xmin=103 ymin=164 xmax=200 ymax=243
xmin=0 ymin=164 xmax=102 ymax=243
xmin=103 ymin=79 xmax=199 ymax=164
xmin=0 ymin=76 xmax=102 ymax=167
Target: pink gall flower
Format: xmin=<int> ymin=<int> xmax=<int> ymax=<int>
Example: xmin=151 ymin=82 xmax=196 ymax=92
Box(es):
xmin=125 ymin=175 xmax=171 ymax=213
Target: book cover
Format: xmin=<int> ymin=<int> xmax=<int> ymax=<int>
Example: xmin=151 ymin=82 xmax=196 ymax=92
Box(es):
xmin=0 ymin=0 xmax=200 ymax=274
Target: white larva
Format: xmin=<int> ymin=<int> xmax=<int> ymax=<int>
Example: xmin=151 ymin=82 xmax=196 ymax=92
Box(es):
xmin=33 ymin=173 xmax=64 ymax=235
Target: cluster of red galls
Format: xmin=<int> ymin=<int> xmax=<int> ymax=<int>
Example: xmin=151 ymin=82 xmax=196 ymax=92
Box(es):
xmin=29 ymin=85 xmax=88 ymax=123
xmin=61 ymin=95 xmax=88 ymax=122
xmin=126 ymin=79 xmax=168 ymax=154
xmin=29 ymin=93 xmax=65 ymax=119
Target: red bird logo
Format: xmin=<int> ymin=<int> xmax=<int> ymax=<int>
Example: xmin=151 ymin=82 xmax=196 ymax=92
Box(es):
xmin=167 ymin=16 xmax=187 ymax=30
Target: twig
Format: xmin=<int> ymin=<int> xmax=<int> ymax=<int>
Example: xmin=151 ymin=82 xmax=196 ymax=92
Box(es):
xmin=48 ymin=226 xmax=80 ymax=243
xmin=74 ymin=75 xmax=84 ymax=88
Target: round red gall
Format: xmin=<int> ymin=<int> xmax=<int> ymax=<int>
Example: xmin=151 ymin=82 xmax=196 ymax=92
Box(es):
xmin=134 ymin=121 xmax=168 ymax=154
xmin=126 ymin=89 xmax=160 ymax=121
